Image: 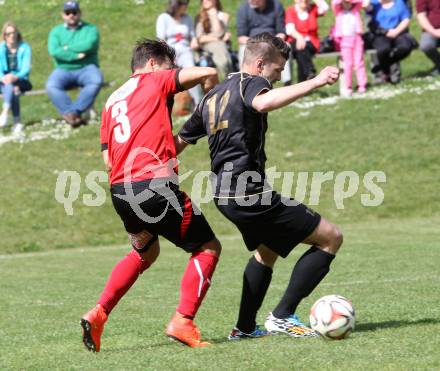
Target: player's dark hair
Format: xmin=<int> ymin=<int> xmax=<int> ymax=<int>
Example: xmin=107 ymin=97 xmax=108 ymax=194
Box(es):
xmin=243 ymin=32 xmax=290 ymax=64
xmin=131 ymin=39 xmax=176 ymax=72
xmin=167 ymin=0 xmax=190 ymax=17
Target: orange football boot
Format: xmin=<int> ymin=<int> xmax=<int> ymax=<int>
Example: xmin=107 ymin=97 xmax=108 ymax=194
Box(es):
xmin=165 ymin=312 xmax=211 ymax=348
xmin=80 ymin=304 xmax=108 ymax=352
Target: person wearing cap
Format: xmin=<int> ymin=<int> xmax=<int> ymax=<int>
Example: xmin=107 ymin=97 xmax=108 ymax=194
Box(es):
xmin=46 ymin=1 xmax=103 ymax=127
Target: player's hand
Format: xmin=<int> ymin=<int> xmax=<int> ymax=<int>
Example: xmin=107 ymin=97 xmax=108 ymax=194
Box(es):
xmin=201 ymin=73 xmax=219 ymax=93
xmin=77 ymin=52 xmax=86 ymax=59
xmin=313 ymin=66 xmax=340 ymax=87
xmin=296 ymin=36 xmax=306 ymax=50
xmin=102 ymin=150 xmax=112 ymax=173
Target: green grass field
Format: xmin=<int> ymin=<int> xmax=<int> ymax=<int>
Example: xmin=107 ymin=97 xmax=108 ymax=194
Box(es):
xmin=0 ymin=1 xmax=439 ymax=370
xmin=1 ymin=217 xmax=440 ymax=370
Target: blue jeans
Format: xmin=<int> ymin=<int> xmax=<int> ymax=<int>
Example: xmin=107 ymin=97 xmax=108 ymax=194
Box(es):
xmin=0 ymin=79 xmax=32 ymax=118
xmin=45 ymin=64 xmax=103 ymax=115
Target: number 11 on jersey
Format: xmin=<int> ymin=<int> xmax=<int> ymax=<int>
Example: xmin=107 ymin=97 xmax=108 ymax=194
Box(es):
xmin=207 ymin=90 xmax=230 ymax=135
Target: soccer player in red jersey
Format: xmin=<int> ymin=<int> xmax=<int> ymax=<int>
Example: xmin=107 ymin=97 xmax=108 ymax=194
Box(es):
xmin=80 ymin=39 xmax=221 ymax=351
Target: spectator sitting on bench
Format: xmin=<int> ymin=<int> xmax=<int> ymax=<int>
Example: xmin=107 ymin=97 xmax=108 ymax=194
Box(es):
xmin=195 ymin=0 xmax=232 ymax=79
xmin=365 ymin=0 xmax=415 ymax=84
xmin=237 ymin=0 xmax=291 ymax=84
xmin=46 ymin=1 xmax=103 ymax=128
xmin=285 ymin=0 xmax=329 ymax=82
xmin=332 ymin=0 xmax=368 ymax=95
xmin=0 ymin=21 xmax=32 ymax=134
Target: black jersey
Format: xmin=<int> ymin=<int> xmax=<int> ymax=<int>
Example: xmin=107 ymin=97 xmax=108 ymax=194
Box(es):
xmin=179 ymin=73 xmax=272 ymax=197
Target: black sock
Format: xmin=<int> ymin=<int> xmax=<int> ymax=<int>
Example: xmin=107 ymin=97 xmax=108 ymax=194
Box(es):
xmin=236 ymin=256 xmax=273 ymax=333
xmin=272 ymin=246 xmax=335 ymax=319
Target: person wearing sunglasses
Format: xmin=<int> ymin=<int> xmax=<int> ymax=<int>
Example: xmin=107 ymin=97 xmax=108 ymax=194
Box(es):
xmin=0 ymin=21 xmax=32 ymax=134
xmin=46 ymin=1 xmax=103 ymax=127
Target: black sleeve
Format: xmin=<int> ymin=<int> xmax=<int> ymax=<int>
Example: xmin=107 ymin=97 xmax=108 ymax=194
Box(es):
xmin=242 ymin=76 xmax=271 ymax=110
xmin=178 ymin=105 xmax=207 ymax=144
xmin=174 ymin=68 xmax=184 ymax=92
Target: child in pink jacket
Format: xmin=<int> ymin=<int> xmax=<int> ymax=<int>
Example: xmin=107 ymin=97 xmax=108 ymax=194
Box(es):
xmin=332 ymin=0 xmax=368 ymax=95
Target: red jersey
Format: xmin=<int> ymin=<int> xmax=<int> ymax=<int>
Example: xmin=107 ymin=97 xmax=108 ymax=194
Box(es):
xmin=285 ymin=5 xmax=321 ymax=50
xmin=100 ymin=69 xmax=181 ymax=185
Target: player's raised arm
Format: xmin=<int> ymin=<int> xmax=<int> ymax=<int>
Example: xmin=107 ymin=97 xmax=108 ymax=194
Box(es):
xmin=252 ymin=66 xmax=339 ymax=113
xmin=178 ymin=66 xmax=219 ymax=93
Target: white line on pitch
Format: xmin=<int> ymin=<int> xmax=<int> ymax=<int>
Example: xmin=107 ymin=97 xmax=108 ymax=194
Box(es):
xmin=0 ymin=235 xmax=242 ymax=260
xmin=321 ymin=275 xmax=440 ymax=287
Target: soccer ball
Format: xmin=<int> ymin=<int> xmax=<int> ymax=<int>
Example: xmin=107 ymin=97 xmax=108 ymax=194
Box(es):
xmin=309 ymin=295 xmax=355 ymax=340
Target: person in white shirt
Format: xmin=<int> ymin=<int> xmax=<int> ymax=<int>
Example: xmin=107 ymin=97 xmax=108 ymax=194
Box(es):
xmin=156 ymin=0 xmax=201 ymax=104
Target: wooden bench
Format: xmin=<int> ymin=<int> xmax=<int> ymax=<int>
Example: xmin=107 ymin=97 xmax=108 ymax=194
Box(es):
xmin=0 ymin=81 xmax=115 ymax=120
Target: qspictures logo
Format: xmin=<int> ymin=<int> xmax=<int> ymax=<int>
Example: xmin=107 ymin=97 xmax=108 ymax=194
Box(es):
xmin=54 ymin=147 xmax=386 ymax=221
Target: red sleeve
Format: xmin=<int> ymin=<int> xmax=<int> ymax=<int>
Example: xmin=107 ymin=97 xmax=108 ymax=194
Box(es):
xmin=310 ymin=5 xmax=320 ymax=18
xmin=416 ymin=0 xmax=428 ymax=13
xmin=100 ymin=109 xmax=108 ymax=151
xmin=151 ymin=69 xmax=183 ymax=96
xmin=285 ymin=6 xmax=296 ymax=23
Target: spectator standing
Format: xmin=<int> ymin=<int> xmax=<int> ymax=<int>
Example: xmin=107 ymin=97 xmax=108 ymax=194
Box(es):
xmin=332 ymin=0 xmax=368 ymax=95
xmin=195 ymin=0 xmax=232 ymax=78
xmin=366 ymin=0 xmax=414 ymax=83
xmin=416 ymin=0 xmax=440 ymax=75
xmin=237 ymin=0 xmax=291 ymax=84
xmin=46 ymin=1 xmax=103 ymax=127
xmin=156 ymin=0 xmax=201 ymax=105
xmin=0 ymin=21 xmax=32 ymax=134
xmin=285 ymin=0 xmax=329 ymax=82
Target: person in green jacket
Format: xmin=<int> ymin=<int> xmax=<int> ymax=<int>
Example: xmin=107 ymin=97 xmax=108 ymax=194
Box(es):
xmin=46 ymin=1 xmax=103 ymax=127
xmin=0 ymin=21 xmax=32 ymax=135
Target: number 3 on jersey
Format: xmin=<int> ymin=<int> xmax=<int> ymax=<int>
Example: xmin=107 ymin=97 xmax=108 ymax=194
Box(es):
xmin=112 ymin=100 xmax=130 ymax=143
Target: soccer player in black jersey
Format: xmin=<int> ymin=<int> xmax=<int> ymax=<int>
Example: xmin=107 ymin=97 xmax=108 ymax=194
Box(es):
xmin=175 ymin=32 xmax=341 ymax=339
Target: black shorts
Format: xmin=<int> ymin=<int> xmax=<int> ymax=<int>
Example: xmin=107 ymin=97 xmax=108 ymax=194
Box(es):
xmin=111 ymin=180 xmax=215 ymax=253
xmin=214 ymin=191 xmax=321 ymax=258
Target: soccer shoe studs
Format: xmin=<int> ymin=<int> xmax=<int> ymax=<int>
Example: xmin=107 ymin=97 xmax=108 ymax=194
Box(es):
xmin=228 ymin=325 xmax=271 ymax=340
xmin=264 ymin=312 xmax=317 ymax=338
xmin=80 ymin=304 xmax=108 ymax=352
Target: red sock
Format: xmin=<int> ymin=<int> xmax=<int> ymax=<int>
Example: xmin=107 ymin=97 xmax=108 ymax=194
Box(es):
xmin=98 ymin=250 xmax=151 ymax=314
xmin=177 ymin=251 xmax=219 ymax=318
